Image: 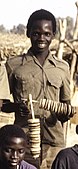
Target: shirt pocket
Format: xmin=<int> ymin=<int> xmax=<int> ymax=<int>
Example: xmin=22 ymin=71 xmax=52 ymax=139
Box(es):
xmin=22 ymin=75 xmax=35 ymax=98
xmin=46 ymin=77 xmax=62 ymax=101
xmin=22 ymin=74 xmax=42 ymax=99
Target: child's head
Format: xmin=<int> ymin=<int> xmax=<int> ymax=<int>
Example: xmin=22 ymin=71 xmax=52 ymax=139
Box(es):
xmin=26 ymin=9 xmax=56 ymax=38
xmin=0 ymin=124 xmax=27 ymax=169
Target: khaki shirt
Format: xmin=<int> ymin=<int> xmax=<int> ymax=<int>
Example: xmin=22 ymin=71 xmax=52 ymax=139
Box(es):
xmin=6 ymin=49 xmax=70 ymax=146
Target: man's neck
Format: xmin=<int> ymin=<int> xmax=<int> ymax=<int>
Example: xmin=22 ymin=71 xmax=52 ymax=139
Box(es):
xmin=32 ymin=49 xmax=49 ymax=66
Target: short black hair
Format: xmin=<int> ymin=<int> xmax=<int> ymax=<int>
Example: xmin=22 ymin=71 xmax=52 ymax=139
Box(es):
xmin=0 ymin=124 xmax=27 ymax=146
xmin=26 ymin=9 xmax=56 ymax=37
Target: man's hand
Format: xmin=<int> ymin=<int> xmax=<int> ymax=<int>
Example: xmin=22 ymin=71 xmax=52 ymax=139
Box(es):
xmin=1 ymin=100 xmax=30 ymax=115
xmin=19 ymin=101 xmax=30 ymax=116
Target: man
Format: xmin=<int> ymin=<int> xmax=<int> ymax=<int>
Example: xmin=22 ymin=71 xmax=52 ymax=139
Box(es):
xmin=0 ymin=62 xmax=10 ymax=109
xmin=51 ymin=144 xmax=78 ymax=169
xmin=2 ymin=9 xmax=74 ymax=169
xmin=51 ymin=125 xmax=78 ymax=169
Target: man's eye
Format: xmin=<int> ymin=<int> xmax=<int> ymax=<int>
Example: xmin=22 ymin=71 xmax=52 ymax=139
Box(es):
xmin=4 ymin=148 xmax=12 ymax=153
xmin=45 ymin=32 xmax=51 ymax=36
xmin=32 ymin=32 xmax=39 ymax=36
xmin=19 ymin=149 xmax=25 ymax=154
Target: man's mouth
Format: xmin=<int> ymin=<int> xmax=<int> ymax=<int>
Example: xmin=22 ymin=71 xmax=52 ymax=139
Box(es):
xmin=9 ymin=160 xmax=19 ymax=166
xmin=37 ymin=42 xmax=46 ymax=48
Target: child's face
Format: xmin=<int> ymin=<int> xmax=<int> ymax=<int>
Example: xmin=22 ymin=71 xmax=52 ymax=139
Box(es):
xmin=1 ymin=137 xmax=26 ymax=169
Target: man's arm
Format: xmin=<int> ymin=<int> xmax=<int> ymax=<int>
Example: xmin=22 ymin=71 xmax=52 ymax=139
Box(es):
xmin=59 ymin=62 xmax=71 ymax=122
xmin=1 ymin=100 xmax=30 ymax=115
xmin=0 ymin=64 xmax=10 ymax=100
xmin=0 ymin=63 xmax=11 ymax=112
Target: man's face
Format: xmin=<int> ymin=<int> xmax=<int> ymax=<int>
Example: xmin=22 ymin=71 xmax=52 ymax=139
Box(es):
xmin=29 ymin=20 xmax=54 ymax=54
xmin=1 ymin=137 xmax=26 ymax=169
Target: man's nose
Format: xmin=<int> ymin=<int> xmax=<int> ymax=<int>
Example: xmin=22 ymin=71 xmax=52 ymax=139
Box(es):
xmin=11 ymin=151 xmax=18 ymax=158
xmin=39 ymin=34 xmax=45 ymax=40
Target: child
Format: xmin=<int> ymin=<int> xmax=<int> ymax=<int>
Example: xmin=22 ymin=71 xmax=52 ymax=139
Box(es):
xmin=0 ymin=124 xmax=37 ymax=169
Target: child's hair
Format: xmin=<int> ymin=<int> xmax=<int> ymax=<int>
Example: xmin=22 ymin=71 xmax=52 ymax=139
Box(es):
xmin=0 ymin=124 xmax=27 ymax=146
xmin=26 ymin=9 xmax=56 ymax=37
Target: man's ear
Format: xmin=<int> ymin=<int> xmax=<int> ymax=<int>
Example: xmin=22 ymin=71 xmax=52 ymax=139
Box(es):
xmin=53 ymin=32 xmax=56 ymax=38
xmin=76 ymin=125 xmax=78 ymax=134
xmin=0 ymin=148 xmax=2 ymax=158
xmin=0 ymin=99 xmax=3 ymax=109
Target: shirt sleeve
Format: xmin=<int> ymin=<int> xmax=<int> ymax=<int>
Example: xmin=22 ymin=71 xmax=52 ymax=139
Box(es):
xmin=60 ymin=65 xmax=70 ymax=102
xmin=0 ymin=64 xmax=10 ymax=100
xmin=6 ymin=59 xmax=15 ymax=94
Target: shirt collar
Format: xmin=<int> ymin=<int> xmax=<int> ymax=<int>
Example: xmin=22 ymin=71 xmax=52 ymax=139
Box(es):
xmin=26 ymin=48 xmax=57 ymax=67
xmin=47 ymin=51 xmax=57 ymax=66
